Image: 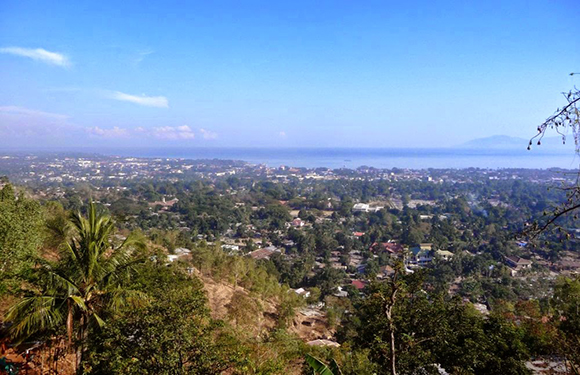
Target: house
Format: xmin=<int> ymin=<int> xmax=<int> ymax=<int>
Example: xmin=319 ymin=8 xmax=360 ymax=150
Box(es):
xmin=505 ymin=255 xmax=532 ymax=276
xmin=248 ymin=246 xmax=280 ymax=260
xmin=221 ymin=244 xmax=240 ymax=252
xmin=377 ymin=265 xmax=395 ymax=279
xmin=371 ymin=242 xmax=402 ymax=255
xmin=291 ymin=218 xmax=305 ymax=227
xmin=435 ymin=250 xmax=454 ymax=261
xmin=334 ymin=286 xmax=348 ymax=298
xmin=352 ymin=203 xmax=371 ymax=212
xmin=349 ymin=251 xmax=364 ymax=267
xmin=353 ymin=231 xmax=365 ymax=237
xmin=353 ymin=203 xmax=383 ymax=213
xmin=351 ymin=280 xmax=366 ymax=290
xmin=409 ymin=247 xmax=433 ymax=267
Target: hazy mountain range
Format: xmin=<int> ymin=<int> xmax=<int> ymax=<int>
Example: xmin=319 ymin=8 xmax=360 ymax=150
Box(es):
xmin=460 ymin=135 xmax=576 ymax=152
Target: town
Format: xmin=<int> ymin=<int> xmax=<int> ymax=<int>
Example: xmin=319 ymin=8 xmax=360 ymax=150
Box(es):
xmin=1 ymin=152 xmax=579 ymax=374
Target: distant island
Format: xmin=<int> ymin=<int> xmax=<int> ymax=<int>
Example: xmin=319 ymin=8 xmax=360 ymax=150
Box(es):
xmin=459 ymin=134 xmax=574 ymax=152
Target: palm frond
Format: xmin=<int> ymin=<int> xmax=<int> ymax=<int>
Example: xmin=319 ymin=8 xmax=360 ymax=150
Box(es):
xmin=6 ymin=296 xmax=66 ymax=341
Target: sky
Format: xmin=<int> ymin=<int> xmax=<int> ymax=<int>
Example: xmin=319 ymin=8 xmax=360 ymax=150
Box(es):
xmin=0 ymin=0 xmax=579 ymax=149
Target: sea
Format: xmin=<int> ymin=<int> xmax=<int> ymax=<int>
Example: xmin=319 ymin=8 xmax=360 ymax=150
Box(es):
xmin=91 ymin=147 xmax=580 ymax=170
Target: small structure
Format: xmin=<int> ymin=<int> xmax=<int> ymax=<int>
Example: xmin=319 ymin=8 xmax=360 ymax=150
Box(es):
xmin=334 ymin=286 xmax=348 ymax=298
xmin=371 ymin=241 xmax=404 ymax=256
xmin=248 ymin=246 xmax=280 ymax=260
xmin=291 ymin=218 xmax=305 ymax=227
xmin=221 ymin=244 xmax=240 ymax=252
xmin=292 ymin=288 xmax=311 ymax=298
xmin=409 ymin=247 xmax=433 ymax=267
xmin=505 ymin=255 xmax=532 ymax=276
xmin=167 ymin=254 xmax=180 ymax=263
xmin=377 ymin=265 xmax=395 ymax=279
xmin=352 ymin=203 xmax=370 ymax=212
xmin=307 ymin=339 xmax=340 ymax=347
xmin=174 ymin=247 xmax=191 ymax=255
xmin=351 ymin=280 xmax=366 ymax=290
xmin=436 ymin=250 xmax=454 ymax=261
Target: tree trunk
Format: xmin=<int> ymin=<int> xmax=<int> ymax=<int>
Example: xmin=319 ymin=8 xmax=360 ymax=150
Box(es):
xmin=384 ymin=268 xmax=400 ymax=375
xmin=67 ymin=299 xmax=74 ymax=350
xmin=76 ymin=313 xmax=88 ymax=375
xmin=389 ymin=318 xmax=397 ymax=375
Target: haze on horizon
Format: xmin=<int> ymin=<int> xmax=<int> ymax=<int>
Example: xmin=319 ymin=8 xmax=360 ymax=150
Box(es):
xmin=0 ymin=0 xmax=579 ymax=150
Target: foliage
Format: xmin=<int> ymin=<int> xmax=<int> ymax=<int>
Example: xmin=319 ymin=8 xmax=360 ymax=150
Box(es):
xmin=305 ymin=354 xmax=343 ymax=375
xmin=527 ymin=83 xmax=580 ymax=237
xmin=86 ymin=262 xmax=242 ymax=374
xmin=551 ymin=275 xmax=580 ymax=371
xmin=6 ymin=202 xmax=146 ymax=373
xmin=0 ymin=184 xmax=45 ymax=296
xmin=345 ymin=272 xmax=531 ymax=374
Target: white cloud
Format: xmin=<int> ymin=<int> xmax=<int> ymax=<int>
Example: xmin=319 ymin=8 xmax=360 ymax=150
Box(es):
xmin=87 ymin=126 xmax=129 ymax=138
xmin=134 ymin=49 xmax=154 ymax=65
xmin=110 ymin=91 xmax=169 ymax=108
xmin=151 ymin=125 xmax=195 ymax=140
xmin=199 ymin=128 xmax=218 ymax=140
xmin=0 ymin=106 xmax=69 ymax=120
xmin=0 ymin=47 xmax=70 ymax=67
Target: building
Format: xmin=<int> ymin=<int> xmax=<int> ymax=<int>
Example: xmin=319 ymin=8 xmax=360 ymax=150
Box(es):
xmin=352 ymin=203 xmax=383 ymax=213
xmin=377 ymin=265 xmax=395 ymax=279
xmin=248 ymin=246 xmax=280 ymax=260
xmin=291 ymin=218 xmax=305 ymax=227
xmin=505 ymin=255 xmax=532 ymax=276
xmin=409 ymin=247 xmax=433 ymax=267
xmin=292 ymin=288 xmax=311 ymax=298
xmin=436 ymin=250 xmax=454 ymax=261
xmin=307 ymin=339 xmax=340 ymax=347
xmin=351 ymin=280 xmax=366 ymax=290
xmin=370 ymin=241 xmax=404 ymax=256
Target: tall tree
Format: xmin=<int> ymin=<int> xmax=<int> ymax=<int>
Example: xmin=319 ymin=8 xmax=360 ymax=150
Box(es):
xmin=6 ymin=202 xmax=145 ymax=374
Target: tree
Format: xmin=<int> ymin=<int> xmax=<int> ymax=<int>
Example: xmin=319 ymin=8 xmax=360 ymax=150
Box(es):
xmin=349 ymin=267 xmax=531 ymax=374
xmin=86 ymin=262 xmax=238 ymax=374
xmin=527 ymin=78 xmax=580 ymax=237
xmin=551 ymin=275 xmax=580 ymax=371
xmin=6 ymin=202 xmax=145 ymax=374
xmin=0 ymin=184 xmax=45 ymax=296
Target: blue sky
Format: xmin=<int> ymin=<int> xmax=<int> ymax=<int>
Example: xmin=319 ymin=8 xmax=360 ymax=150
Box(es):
xmin=0 ymin=0 xmax=578 ymax=149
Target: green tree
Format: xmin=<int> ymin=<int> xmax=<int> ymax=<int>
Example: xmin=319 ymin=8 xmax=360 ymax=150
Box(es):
xmin=0 ymin=184 xmax=45 ymax=296
xmin=349 ymin=268 xmax=530 ymax=374
xmin=6 ymin=202 xmax=145 ymax=374
xmin=551 ymin=275 xmax=580 ymax=371
xmin=86 ymin=263 xmax=239 ymax=374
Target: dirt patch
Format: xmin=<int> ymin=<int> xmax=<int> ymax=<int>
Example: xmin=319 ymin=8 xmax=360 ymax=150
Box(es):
xmin=289 ymin=308 xmax=335 ymax=342
xmin=197 ymin=272 xmax=334 ymax=343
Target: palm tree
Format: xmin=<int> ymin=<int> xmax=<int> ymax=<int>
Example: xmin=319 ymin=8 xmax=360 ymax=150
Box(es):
xmin=6 ymin=202 xmax=146 ymax=374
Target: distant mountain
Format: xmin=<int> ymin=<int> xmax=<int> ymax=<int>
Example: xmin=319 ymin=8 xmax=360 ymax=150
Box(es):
xmin=461 ymin=135 xmax=528 ymax=149
xmin=460 ymin=135 xmax=574 ymax=152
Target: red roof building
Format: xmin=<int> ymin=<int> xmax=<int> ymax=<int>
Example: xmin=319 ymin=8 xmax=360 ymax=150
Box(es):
xmin=370 ymin=242 xmax=403 ymax=255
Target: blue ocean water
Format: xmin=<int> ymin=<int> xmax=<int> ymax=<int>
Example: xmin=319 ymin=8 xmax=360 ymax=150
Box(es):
xmin=93 ymin=147 xmax=580 ymax=170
